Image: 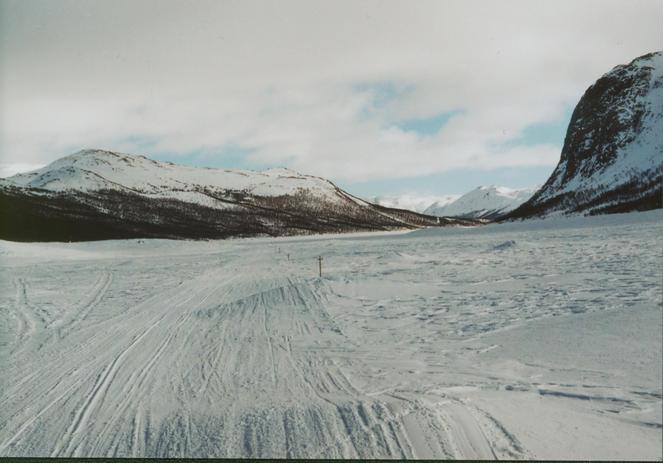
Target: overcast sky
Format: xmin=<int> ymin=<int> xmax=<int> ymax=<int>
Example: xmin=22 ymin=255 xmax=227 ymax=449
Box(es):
xmin=1 ymin=0 xmax=662 ymax=196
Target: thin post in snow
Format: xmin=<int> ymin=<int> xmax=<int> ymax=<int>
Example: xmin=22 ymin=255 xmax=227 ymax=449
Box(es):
xmin=318 ymin=255 xmax=323 ymax=278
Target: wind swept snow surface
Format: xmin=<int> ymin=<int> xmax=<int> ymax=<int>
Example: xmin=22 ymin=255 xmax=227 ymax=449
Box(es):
xmin=0 ymin=211 xmax=661 ymax=459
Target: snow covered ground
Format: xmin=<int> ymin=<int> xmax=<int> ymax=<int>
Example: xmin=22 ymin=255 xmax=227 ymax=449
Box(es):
xmin=0 ymin=210 xmax=661 ymax=459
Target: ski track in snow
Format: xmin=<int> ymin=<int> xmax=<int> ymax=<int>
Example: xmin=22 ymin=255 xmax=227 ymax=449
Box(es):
xmin=0 ymin=211 xmax=661 ymax=459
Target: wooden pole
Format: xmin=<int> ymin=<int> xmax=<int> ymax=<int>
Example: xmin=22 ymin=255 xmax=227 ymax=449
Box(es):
xmin=318 ymin=256 xmax=323 ymax=277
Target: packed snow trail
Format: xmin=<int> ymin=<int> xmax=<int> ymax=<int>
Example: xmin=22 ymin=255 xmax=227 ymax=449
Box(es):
xmin=0 ymin=210 xmax=661 ymax=459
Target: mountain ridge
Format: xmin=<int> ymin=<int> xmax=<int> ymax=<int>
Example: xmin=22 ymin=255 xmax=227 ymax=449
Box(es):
xmin=0 ymin=149 xmax=478 ymax=242
xmin=424 ymin=185 xmax=536 ymax=219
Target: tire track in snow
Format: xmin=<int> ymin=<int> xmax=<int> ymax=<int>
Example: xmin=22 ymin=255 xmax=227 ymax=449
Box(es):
xmin=5 ymin=264 xmax=459 ymax=459
xmin=8 ymin=278 xmax=32 ymax=355
xmin=85 ymin=276 xmax=237 ymax=456
xmin=9 ymin=277 xmax=47 ymax=355
xmin=52 ymin=277 xmax=212 ymax=457
xmin=250 ymin=277 xmax=417 ymax=458
xmin=52 ymin=271 xmax=113 ymax=334
xmin=107 ymin=303 xmax=203 ymax=453
xmin=428 ymin=397 xmax=531 ymax=459
xmin=0 ymin=375 xmax=87 ymax=454
xmin=1 ymin=273 xmax=190 ymax=418
xmin=2 ymin=264 xmax=227 ymax=457
xmin=263 ymin=305 xmax=278 ymax=385
xmin=56 ymin=320 xmax=161 ymax=457
xmin=435 ymin=401 xmax=497 ymax=459
xmin=464 ymin=401 xmax=533 ymax=459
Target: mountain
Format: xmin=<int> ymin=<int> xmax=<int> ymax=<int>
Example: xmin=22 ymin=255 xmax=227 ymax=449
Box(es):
xmin=423 ymin=185 xmax=536 ymax=219
xmin=507 ymin=51 xmax=663 ymax=219
xmin=0 ymin=149 xmax=478 ymax=242
xmin=367 ymin=194 xmax=459 ymax=213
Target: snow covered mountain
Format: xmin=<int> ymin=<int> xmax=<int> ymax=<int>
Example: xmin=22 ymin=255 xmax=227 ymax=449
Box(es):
xmin=424 ymin=186 xmax=536 ymax=219
xmin=367 ymin=194 xmax=459 ymax=213
xmin=508 ymin=51 xmax=663 ymax=219
xmin=0 ymin=149 xmax=477 ymax=241
xmin=2 ymin=150 xmax=339 ymax=199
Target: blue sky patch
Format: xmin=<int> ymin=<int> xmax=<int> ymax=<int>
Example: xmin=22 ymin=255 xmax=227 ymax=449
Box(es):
xmin=508 ymin=106 xmax=573 ymax=147
xmin=151 ymin=144 xmax=270 ymax=171
xmin=354 ymin=81 xmax=415 ymax=121
xmin=120 ymin=134 xmax=160 ymax=150
xmin=354 ymin=81 xmax=413 ymax=108
xmin=394 ymin=109 xmax=462 ymax=136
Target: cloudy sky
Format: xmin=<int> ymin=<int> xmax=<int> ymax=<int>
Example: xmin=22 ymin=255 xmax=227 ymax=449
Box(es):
xmin=1 ymin=0 xmax=662 ymax=198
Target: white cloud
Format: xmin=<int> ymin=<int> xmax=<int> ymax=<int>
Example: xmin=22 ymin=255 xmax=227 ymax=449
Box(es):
xmin=1 ymin=0 xmax=662 ymax=182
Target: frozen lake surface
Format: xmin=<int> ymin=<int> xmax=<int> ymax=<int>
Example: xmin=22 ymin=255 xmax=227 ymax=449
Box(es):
xmin=1 ymin=210 xmax=661 ymax=459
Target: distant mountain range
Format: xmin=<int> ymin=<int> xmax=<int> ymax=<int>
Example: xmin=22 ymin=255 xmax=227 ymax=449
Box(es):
xmin=424 ymin=186 xmax=536 ymax=219
xmin=507 ymin=51 xmax=662 ymax=219
xmin=0 ymin=150 xmax=477 ymax=242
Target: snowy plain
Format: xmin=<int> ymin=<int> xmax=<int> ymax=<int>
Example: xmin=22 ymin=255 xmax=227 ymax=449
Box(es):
xmin=0 ymin=210 xmax=661 ymax=459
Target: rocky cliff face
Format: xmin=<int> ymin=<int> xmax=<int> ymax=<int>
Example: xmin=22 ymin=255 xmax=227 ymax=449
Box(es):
xmin=508 ymin=51 xmax=663 ymax=218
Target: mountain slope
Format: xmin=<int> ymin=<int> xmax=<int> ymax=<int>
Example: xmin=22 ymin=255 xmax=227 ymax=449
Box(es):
xmin=507 ymin=51 xmax=663 ymax=219
xmin=0 ymin=150 xmax=477 ymax=242
xmin=424 ymin=186 xmax=535 ymax=219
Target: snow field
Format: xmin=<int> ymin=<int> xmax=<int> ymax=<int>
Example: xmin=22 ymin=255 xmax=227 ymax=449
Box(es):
xmin=0 ymin=210 xmax=661 ymax=459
